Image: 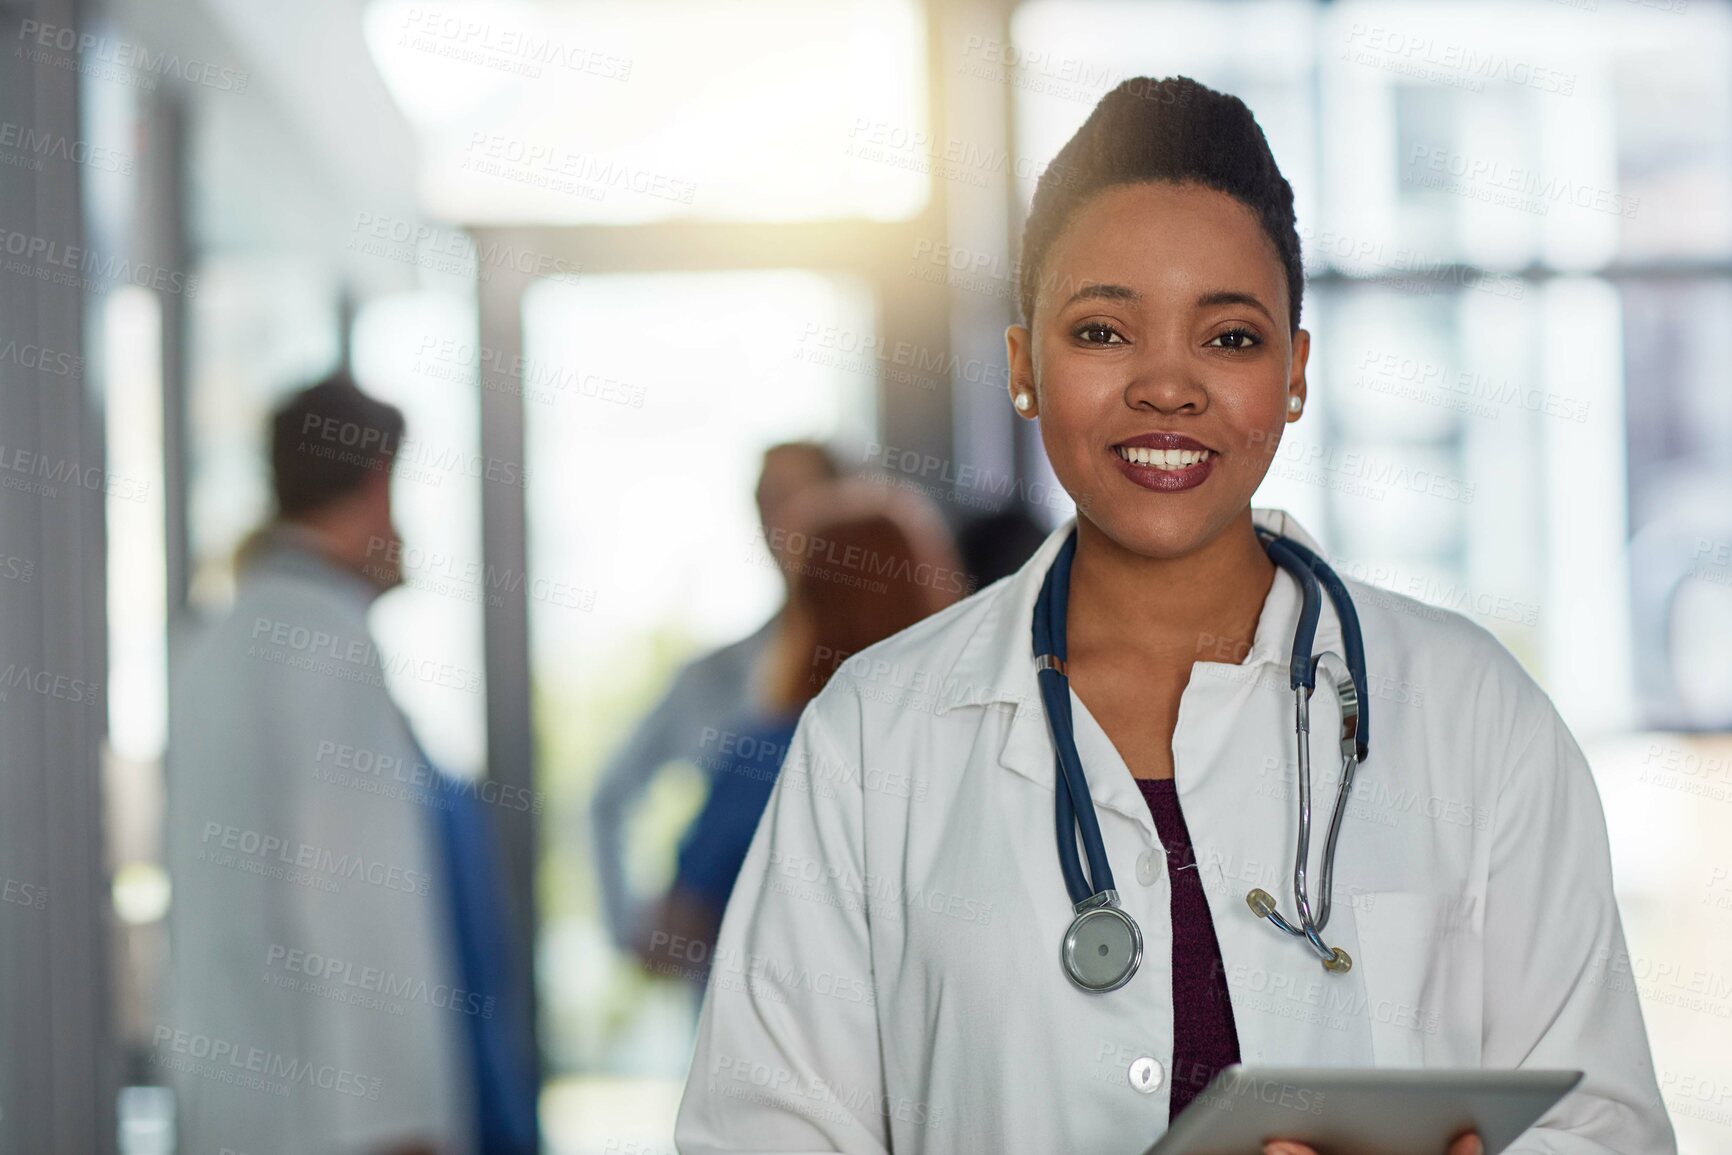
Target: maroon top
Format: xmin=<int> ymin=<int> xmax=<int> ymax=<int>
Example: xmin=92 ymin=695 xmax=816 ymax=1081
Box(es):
xmin=1136 ymin=777 xmax=1242 ymax=1122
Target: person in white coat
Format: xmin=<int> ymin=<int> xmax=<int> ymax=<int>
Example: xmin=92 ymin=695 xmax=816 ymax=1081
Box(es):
xmin=673 ymin=75 xmax=1675 ymax=1155
xmin=164 ymin=376 xmax=475 ymax=1155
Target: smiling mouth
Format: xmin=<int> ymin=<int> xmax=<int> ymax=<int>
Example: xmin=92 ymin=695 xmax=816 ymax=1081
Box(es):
xmin=1112 ymin=445 xmax=1215 ymax=470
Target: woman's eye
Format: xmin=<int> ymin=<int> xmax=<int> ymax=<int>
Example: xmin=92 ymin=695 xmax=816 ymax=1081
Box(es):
xmin=1208 ymin=326 xmax=1261 ymax=352
xmin=1076 ymin=322 xmax=1125 ymax=346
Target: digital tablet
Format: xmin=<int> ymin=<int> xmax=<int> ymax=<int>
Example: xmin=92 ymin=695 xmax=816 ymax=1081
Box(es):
xmin=1143 ymin=1066 xmax=1583 ymax=1155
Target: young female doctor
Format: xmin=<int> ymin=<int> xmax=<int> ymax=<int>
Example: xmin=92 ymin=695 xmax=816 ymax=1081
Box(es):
xmin=674 ymin=76 xmax=1674 ymax=1155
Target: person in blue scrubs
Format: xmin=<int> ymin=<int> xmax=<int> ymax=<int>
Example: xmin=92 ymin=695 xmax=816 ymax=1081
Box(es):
xmin=634 ymin=478 xmax=969 ymax=985
xmin=591 ymin=442 xmax=842 ymax=955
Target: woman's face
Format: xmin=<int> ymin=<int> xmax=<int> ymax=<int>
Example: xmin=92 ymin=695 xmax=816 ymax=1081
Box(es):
xmin=1006 ymin=180 xmax=1309 ymax=560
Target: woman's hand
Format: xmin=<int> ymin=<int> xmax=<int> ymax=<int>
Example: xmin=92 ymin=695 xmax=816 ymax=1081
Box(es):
xmin=1263 ymin=1133 xmax=1483 ymax=1155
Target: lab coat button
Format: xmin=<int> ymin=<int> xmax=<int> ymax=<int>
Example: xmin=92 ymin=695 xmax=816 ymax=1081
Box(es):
xmin=1136 ymin=850 xmax=1158 ymax=886
xmin=1129 ymin=1056 xmax=1164 ymax=1093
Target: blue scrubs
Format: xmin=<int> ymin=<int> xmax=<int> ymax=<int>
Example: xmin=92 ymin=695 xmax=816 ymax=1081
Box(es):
xmin=674 ymin=710 xmax=803 ymax=917
xmin=431 ymin=771 xmax=540 ymax=1155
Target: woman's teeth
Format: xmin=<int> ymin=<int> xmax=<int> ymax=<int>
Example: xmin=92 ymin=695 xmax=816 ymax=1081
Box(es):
xmin=1115 ymin=446 xmax=1213 ymax=469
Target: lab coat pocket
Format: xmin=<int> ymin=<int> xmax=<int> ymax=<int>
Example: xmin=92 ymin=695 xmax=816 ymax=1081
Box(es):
xmin=1351 ymin=890 xmax=1484 ymax=1067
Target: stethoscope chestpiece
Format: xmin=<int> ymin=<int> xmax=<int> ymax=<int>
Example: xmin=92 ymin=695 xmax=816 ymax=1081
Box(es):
xmin=1061 ymin=891 xmax=1143 ymax=992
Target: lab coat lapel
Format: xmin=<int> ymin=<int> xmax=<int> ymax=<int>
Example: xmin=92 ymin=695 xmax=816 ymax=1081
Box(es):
xmin=994 ymin=686 xmax=1157 ymax=831
xmin=951 ymin=512 xmax=1156 ymax=830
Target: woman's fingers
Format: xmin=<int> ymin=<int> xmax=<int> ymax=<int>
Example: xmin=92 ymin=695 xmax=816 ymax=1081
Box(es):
xmin=1447 ymin=1133 xmax=1485 ymax=1155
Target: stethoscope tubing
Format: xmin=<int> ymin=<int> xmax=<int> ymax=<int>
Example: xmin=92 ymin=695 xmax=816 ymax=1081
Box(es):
xmin=1034 ymin=522 xmax=1372 ymax=979
xmin=1034 ymin=529 xmax=1118 ymax=905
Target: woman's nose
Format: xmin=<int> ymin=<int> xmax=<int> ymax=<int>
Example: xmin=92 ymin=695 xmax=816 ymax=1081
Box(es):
xmin=1120 ymin=339 xmax=1207 ymax=414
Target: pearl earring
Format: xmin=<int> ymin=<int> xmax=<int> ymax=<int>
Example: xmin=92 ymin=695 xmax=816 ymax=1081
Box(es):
xmin=1014 ymin=392 xmax=1033 ymax=413
xmin=1287 ymin=394 xmax=1303 ymax=415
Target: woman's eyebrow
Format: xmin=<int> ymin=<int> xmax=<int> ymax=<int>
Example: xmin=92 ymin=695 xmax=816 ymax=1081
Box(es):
xmin=1063 ymin=282 xmax=1141 ymax=308
xmin=1061 ymin=283 xmax=1273 ymax=324
xmin=1196 ymin=289 xmax=1273 ymax=323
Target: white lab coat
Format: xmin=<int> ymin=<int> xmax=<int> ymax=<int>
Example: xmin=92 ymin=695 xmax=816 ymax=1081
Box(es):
xmin=674 ymin=507 xmax=1675 ymax=1155
xmin=163 ymin=536 xmax=473 ymax=1155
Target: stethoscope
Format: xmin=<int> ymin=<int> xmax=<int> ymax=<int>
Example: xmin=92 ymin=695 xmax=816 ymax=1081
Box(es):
xmin=1032 ymin=524 xmax=1371 ymax=993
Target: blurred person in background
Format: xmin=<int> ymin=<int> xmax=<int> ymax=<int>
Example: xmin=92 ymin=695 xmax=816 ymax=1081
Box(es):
xmin=163 ymin=373 xmax=536 ymax=1155
xmin=589 ymin=440 xmax=842 ymax=953
xmin=632 ymin=477 xmax=969 ymax=985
